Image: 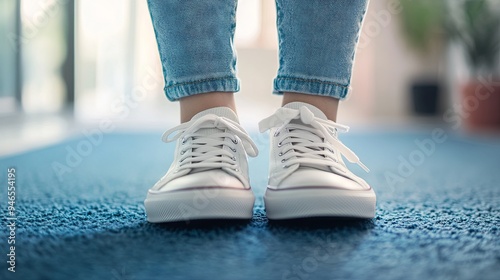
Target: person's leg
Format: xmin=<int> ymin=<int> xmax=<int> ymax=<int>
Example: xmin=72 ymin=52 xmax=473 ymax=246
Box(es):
xmin=260 ymin=0 xmax=375 ymax=220
xmin=147 ymin=0 xmax=239 ymax=122
xmin=180 ymin=92 xmax=236 ymax=122
xmin=145 ymin=0 xmax=258 ymax=223
xmin=275 ymin=0 xmax=369 ymax=121
xmin=281 ymin=92 xmax=339 ymax=122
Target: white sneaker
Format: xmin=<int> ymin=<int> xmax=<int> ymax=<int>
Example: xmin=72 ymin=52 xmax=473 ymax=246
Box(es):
xmin=259 ymin=102 xmax=376 ymax=219
xmin=145 ymin=107 xmax=258 ymax=223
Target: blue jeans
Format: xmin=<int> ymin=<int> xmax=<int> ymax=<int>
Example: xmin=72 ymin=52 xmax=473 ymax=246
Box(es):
xmin=147 ymin=0 xmax=369 ymax=101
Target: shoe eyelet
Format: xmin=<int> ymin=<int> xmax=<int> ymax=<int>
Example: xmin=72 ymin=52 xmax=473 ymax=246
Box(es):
xmin=277 ymin=142 xmax=283 ymax=147
xmin=232 ymin=156 xmax=236 ymax=161
xmin=181 ymin=137 xmax=187 ymax=145
xmin=281 ymin=159 xmax=287 ymax=163
xmin=180 ymin=150 xmax=185 ymax=155
xmin=274 ymin=131 xmax=280 ymax=137
xmin=232 ymin=138 xmax=238 ymax=144
xmin=282 ymin=165 xmax=289 ymax=169
xmin=233 ymin=168 xmax=239 ymax=172
xmin=230 ymin=147 xmax=237 ymax=152
xmin=278 ymin=152 xmax=283 ymax=157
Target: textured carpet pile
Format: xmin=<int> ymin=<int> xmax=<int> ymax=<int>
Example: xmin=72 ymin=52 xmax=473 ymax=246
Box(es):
xmin=0 ymin=131 xmax=499 ymax=280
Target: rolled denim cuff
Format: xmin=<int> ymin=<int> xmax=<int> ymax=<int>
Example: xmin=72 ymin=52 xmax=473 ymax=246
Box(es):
xmin=273 ymin=76 xmax=350 ymax=100
xmin=165 ymin=77 xmax=240 ymax=101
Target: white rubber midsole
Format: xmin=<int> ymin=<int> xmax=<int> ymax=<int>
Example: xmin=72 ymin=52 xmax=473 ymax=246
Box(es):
xmin=145 ymin=187 xmax=255 ymax=223
xmin=264 ymin=187 xmax=376 ymax=219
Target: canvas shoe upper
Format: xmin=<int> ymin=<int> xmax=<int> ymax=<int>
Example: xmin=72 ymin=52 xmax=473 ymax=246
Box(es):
xmin=258 ymin=102 xmax=376 ymax=219
xmin=145 ymin=107 xmax=258 ymax=222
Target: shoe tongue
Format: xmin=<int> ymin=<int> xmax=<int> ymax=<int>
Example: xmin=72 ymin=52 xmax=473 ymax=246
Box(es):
xmin=283 ymin=102 xmax=327 ymax=120
xmin=282 ymin=102 xmax=331 ymax=172
xmin=190 ymin=107 xmax=239 ymax=135
xmin=191 ymin=107 xmax=239 ymax=122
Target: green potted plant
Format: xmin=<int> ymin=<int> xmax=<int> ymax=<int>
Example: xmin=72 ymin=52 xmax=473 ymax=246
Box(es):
xmin=445 ymin=0 xmax=500 ymax=131
xmin=399 ymin=0 xmax=445 ymax=116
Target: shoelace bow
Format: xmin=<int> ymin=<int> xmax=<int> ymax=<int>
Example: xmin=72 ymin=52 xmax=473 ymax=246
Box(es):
xmin=258 ymin=106 xmax=369 ymax=172
xmin=162 ymin=114 xmax=258 ymax=172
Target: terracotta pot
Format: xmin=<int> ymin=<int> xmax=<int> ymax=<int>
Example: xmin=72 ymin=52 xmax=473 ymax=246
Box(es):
xmin=461 ymin=80 xmax=500 ymax=131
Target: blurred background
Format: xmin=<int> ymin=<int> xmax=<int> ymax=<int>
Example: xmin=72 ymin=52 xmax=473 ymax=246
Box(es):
xmin=1 ymin=0 xmax=500 ymax=156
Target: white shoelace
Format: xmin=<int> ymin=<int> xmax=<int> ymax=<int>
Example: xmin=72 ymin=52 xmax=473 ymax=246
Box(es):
xmin=162 ymin=114 xmax=258 ymax=172
xmin=259 ymin=106 xmax=369 ymax=172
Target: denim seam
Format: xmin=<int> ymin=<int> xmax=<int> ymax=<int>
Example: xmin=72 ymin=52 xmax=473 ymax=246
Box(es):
xmin=275 ymin=76 xmax=349 ymax=88
xmin=230 ymin=0 xmax=238 ymax=74
xmin=164 ymin=76 xmax=237 ymax=89
xmin=146 ymin=0 xmax=169 ymax=96
xmin=275 ymin=0 xmax=285 ymax=75
xmin=346 ymin=3 xmax=369 ymax=86
xmin=165 ymin=77 xmax=239 ymax=101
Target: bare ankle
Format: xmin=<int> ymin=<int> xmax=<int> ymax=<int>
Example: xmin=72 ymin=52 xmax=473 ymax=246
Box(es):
xmin=282 ymin=92 xmax=339 ymax=121
xmin=179 ymin=92 xmax=237 ymax=122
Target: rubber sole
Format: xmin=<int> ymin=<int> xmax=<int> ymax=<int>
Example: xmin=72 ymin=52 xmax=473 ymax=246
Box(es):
xmin=144 ymin=187 xmax=255 ymax=223
xmin=264 ymin=187 xmax=376 ymax=220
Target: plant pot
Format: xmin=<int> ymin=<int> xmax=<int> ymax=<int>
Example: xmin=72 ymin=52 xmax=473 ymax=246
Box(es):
xmin=411 ymin=82 xmax=440 ymax=116
xmin=461 ymin=80 xmax=500 ymax=132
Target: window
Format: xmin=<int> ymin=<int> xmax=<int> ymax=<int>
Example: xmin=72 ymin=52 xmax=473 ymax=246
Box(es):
xmin=0 ymin=0 xmax=18 ymax=114
xmin=1 ymin=0 xmax=275 ymax=119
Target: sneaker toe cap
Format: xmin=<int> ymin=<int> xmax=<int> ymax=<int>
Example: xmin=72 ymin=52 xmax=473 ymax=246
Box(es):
xmin=278 ymin=168 xmax=369 ymax=191
xmin=155 ymin=170 xmax=246 ymax=192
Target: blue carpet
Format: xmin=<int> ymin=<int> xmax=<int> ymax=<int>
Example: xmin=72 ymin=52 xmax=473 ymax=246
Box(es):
xmin=0 ymin=130 xmax=499 ymax=280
